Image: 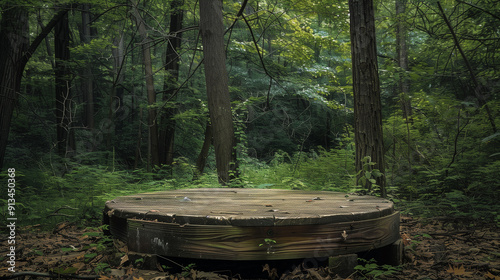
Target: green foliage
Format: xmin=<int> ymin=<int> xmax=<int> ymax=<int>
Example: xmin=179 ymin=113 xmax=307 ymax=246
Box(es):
xmin=354 ymin=258 xmax=402 ymax=279
xmin=241 ymin=147 xmax=354 ymax=191
xmin=181 ymin=263 xmax=196 ymax=277
xmin=353 ymin=156 xmax=384 ymax=195
xmin=2 ymin=0 xmax=499 ymax=230
xmin=259 ymin=238 xmax=277 ymax=255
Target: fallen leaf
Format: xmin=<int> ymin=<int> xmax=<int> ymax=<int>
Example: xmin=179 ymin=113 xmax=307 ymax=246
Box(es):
xmin=306 ymin=268 xmax=326 ymax=280
xmin=446 ymin=264 xmax=473 ymax=276
xmin=485 ymin=272 xmax=500 ymax=280
xmin=72 ymin=262 xmax=85 ymax=273
xmin=120 ymin=254 xmax=129 ymax=266
xmin=263 ymin=264 xmax=279 ymax=279
xmin=401 ymin=232 xmax=411 ymax=246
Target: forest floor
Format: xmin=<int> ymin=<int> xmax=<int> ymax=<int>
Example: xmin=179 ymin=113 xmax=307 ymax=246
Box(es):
xmin=1 ymin=215 xmax=499 ymax=280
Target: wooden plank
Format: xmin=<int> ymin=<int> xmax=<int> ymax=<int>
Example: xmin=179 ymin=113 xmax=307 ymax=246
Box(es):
xmin=126 ymin=211 xmax=400 ymax=260
xmin=104 ymin=188 xmax=400 ymax=260
xmin=105 ymin=188 xmax=395 ymax=226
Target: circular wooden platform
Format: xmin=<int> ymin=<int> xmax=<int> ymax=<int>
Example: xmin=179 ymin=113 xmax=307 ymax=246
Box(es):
xmin=103 ymin=188 xmax=399 ymax=260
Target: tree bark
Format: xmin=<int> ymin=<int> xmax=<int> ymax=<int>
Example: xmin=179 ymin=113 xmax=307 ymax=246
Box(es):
xmin=55 ymin=10 xmax=75 ymax=157
xmin=396 ymin=0 xmax=412 ymax=120
xmin=131 ymin=1 xmax=160 ymax=168
xmin=199 ymin=0 xmax=237 ymax=185
xmin=80 ymin=4 xmax=95 ymax=130
xmin=110 ymin=31 xmax=125 ymax=151
xmin=0 ymin=5 xmax=29 ymax=169
xmin=0 ymin=5 xmax=70 ymax=169
xmin=396 ymin=0 xmax=413 ymax=183
xmin=159 ymin=0 xmax=184 ymax=166
xmin=349 ymin=0 xmax=387 ymax=197
xmin=195 ymin=121 xmax=213 ymax=176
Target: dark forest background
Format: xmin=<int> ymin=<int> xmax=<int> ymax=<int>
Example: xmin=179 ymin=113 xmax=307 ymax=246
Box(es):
xmin=0 ymin=0 xmax=499 ymax=228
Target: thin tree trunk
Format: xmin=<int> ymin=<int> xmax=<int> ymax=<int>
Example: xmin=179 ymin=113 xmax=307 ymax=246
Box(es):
xmin=131 ymin=2 xmax=160 ymax=168
xmin=55 ymin=10 xmax=75 ymax=157
xmin=349 ymin=0 xmax=387 ymax=197
xmin=80 ymin=4 xmax=95 ymax=130
xmin=195 ymin=121 xmax=213 ymax=176
xmin=159 ymin=0 xmax=184 ymax=166
xmin=108 ymin=31 xmax=126 ymax=152
xmin=199 ymin=0 xmax=238 ymax=185
xmin=396 ymin=0 xmax=413 ymax=185
xmin=396 ymin=0 xmax=412 ymax=121
xmin=134 ymin=108 xmax=144 ymax=169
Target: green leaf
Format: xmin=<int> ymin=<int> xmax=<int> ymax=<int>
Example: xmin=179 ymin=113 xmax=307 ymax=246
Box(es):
xmin=61 ymin=247 xmax=76 ymax=252
xmin=53 ymin=267 xmax=79 ymax=274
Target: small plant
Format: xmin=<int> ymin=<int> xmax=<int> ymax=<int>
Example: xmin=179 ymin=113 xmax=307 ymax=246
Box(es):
xmin=354 ymin=258 xmax=401 ymax=279
xmin=94 ymin=262 xmax=111 ymax=274
xmin=259 ymin=238 xmax=277 ymax=254
xmin=181 ymin=263 xmax=196 ymax=277
xmin=353 ymin=156 xmax=384 ymax=195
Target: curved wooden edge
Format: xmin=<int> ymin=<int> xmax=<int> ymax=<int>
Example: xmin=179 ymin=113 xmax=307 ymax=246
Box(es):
xmin=123 ymin=211 xmax=400 ymax=260
xmin=103 ymin=189 xmax=395 ymax=226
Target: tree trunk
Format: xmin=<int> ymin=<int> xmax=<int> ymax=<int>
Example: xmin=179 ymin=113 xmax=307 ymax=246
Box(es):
xmin=159 ymin=0 xmax=184 ymax=166
xmin=110 ymin=31 xmax=125 ymax=151
xmin=199 ymin=0 xmax=237 ymax=185
xmin=0 ymin=5 xmax=29 ymax=169
xmin=131 ymin=2 xmax=160 ymax=168
xmin=396 ymin=0 xmax=413 ymax=184
xmin=0 ymin=5 xmax=70 ymax=169
xmin=195 ymin=121 xmax=213 ymax=176
xmin=80 ymin=4 xmax=95 ymax=130
xmin=55 ymin=10 xmax=75 ymax=157
xmin=349 ymin=0 xmax=387 ymax=197
xmin=396 ymin=0 xmax=412 ymax=121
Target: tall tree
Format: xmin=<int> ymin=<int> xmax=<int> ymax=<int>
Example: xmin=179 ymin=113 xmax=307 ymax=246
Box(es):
xmin=54 ymin=9 xmax=75 ymax=156
xmin=79 ymin=4 xmax=95 ymax=130
xmin=396 ymin=0 xmax=411 ymax=121
xmin=0 ymin=5 xmax=70 ymax=168
xmin=0 ymin=5 xmax=29 ymax=169
xmin=131 ymin=1 xmax=160 ymax=168
xmin=349 ymin=0 xmax=387 ymax=197
xmin=159 ymin=0 xmax=184 ymax=166
xmin=199 ymin=0 xmax=237 ymax=185
xmin=395 ymin=0 xmax=413 ymax=183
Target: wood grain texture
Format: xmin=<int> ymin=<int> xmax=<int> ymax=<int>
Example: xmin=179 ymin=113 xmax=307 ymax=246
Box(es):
xmin=104 ymin=188 xmax=399 ymax=260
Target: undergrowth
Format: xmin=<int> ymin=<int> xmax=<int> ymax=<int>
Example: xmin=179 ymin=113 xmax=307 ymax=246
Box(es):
xmin=1 ymin=144 xmax=499 ymax=230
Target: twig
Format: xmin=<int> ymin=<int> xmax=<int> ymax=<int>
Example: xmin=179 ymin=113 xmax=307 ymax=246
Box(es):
xmin=437 ymin=1 xmax=496 ymax=133
xmin=1 ymin=272 xmax=99 ymax=279
xmin=241 ymin=14 xmax=283 ymax=108
xmin=47 ymin=213 xmax=75 ymax=217
xmin=455 ymin=0 xmax=500 ymax=21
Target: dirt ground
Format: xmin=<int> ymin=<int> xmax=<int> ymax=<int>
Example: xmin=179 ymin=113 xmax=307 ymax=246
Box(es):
xmin=1 ymin=216 xmax=499 ymax=280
